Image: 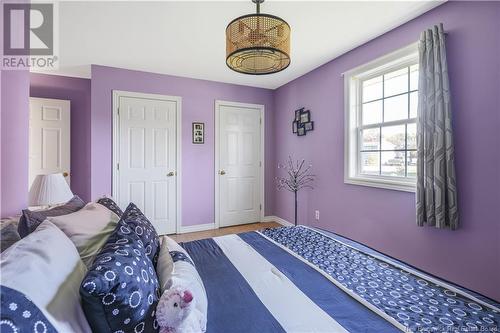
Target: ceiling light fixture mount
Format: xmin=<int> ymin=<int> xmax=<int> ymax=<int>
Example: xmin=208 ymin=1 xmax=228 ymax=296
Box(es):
xmin=226 ymin=0 xmax=291 ymax=75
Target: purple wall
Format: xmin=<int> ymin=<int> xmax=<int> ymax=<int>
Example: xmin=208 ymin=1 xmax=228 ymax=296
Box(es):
xmin=272 ymin=1 xmax=500 ymax=300
xmin=91 ymin=65 xmax=275 ymax=226
xmin=1 ymin=0 xmax=498 ymax=301
xmin=0 ymin=70 xmax=30 ymax=217
xmin=30 ymin=73 xmax=92 ymax=202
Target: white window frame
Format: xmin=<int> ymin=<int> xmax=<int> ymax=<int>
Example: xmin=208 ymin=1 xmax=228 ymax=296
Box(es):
xmin=344 ymin=43 xmax=418 ymax=192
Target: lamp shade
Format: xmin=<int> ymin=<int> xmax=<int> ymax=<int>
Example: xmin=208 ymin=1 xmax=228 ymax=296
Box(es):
xmin=29 ymin=173 xmax=73 ymax=206
xmin=226 ymin=0 xmax=290 ymax=75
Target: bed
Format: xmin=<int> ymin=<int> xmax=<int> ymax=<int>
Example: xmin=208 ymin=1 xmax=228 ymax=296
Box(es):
xmin=180 ymin=225 xmax=500 ymax=333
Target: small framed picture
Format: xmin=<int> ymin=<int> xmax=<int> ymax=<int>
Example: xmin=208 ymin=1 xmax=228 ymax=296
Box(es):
xmin=295 ymin=108 xmax=303 ymax=121
xmin=292 ymin=121 xmax=298 ymax=133
xmin=300 ymin=110 xmax=310 ymax=124
xmin=297 ymin=126 xmax=306 ymax=136
xmin=192 ymin=122 xmax=204 ymax=144
xmin=304 ymin=121 xmax=314 ymax=131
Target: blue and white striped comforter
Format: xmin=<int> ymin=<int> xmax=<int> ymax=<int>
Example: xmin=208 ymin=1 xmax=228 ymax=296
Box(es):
xmin=181 ymin=226 xmax=500 ymax=333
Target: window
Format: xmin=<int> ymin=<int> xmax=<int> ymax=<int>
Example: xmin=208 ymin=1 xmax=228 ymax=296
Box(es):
xmin=344 ymin=44 xmax=418 ymax=192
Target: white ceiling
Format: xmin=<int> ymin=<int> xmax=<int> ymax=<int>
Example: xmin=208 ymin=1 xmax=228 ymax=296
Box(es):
xmin=36 ymin=1 xmax=444 ymax=89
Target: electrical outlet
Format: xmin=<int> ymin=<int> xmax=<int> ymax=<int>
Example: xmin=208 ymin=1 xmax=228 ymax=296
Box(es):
xmin=315 ymin=210 xmax=320 ymax=221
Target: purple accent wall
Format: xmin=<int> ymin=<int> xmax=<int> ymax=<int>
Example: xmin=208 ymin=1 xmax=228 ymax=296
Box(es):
xmin=272 ymin=1 xmax=500 ymax=300
xmin=90 ymin=65 xmax=275 ymax=226
xmin=0 ymin=70 xmax=30 ymax=217
xmin=30 ymin=73 xmax=92 ymax=202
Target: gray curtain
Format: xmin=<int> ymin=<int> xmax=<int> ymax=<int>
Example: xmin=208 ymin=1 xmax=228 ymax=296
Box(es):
xmin=416 ymin=23 xmax=458 ymax=230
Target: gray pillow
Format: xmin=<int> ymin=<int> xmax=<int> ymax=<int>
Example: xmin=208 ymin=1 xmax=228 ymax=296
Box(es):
xmin=1 ymin=222 xmax=21 ymax=252
xmin=18 ymin=195 xmax=86 ymax=238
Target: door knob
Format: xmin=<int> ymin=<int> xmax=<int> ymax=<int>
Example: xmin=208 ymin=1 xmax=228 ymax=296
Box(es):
xmin=63 ymin=172 xmax=69 ymax=177
xmin=167 ymin=171 xmax=176 ymax=177
xmin=219 ymin=170 xmax=226 ymax=175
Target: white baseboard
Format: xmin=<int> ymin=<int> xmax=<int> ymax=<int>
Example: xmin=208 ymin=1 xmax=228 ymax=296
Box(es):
xmin=178 ymin=223 xmax=215 ymax=234
xmin=262 ymin=215 xmax=294 ymax=227
xmin=178 ymin=217 xmax=293 ymax=234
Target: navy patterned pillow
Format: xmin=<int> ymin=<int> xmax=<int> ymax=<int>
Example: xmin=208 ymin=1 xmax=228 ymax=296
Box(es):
xmin=1 ymin=285 xmax=57 ymax=332
xmin=18 ymin=195 xmax=86 ymax=238
xmin=80 ymin=224 xmax=160 ymax=333
xmin=97 ymin=197 xmax=124 ymax=217
xmin=121 ymin=203 xmax=160 ymax=265
xmin=170 ymin=250 xmax=194 ymax=266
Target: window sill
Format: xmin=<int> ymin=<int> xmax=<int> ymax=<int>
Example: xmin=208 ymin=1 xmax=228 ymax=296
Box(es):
xmin=344 ymin=176 xmax=416 ymax=193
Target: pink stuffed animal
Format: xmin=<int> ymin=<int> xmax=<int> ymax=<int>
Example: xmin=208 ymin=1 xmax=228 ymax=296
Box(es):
xmin=156 ymin=286 xmax=203 ymax=333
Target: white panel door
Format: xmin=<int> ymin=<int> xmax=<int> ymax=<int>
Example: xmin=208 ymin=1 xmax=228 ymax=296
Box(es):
xmin=117 ymin=95 xmax=178 ymax=235
xmin=218 ymin=102 xmax=262 ymax=227
xmin=29 ymin=97 xmax=71 ymax=188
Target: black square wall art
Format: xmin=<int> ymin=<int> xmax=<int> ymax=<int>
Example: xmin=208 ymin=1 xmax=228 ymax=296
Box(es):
xmin=292 ymin=108 xmax=314 ymax=137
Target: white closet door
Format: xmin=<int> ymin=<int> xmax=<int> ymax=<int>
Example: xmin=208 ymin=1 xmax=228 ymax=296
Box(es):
xmin=218 ymin=102 xmax=263 ymax=227
xmin=29 ymin=97 xmax=71 ymax=189
xmin=117 ymin=95 xmax=178 ymax=235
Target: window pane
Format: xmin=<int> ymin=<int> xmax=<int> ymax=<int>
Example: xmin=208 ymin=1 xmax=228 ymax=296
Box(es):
xmin=410 ymin=64 xmax=419 ymax=91
xmin=384 ymin=94 xmax=408 ymax=122
xmin=381 ymin=151 xmax=405 ymax=177
xmin=362 ymin=76 xmax=383 ymax=102
xmin=360 ymin=152 xmax=380 ymax=175
xmin=407 ymin=123 xmax=416 ymax=149
xmin=384 ymin=67 xmax=408 ymax=97
xmin=361 ymin=128 xmax=380 ymax=151
xmin=409 ymin=91 xmax=418 ymax=118
xmin=362 ymin=100 xmax=382 ymax=125
xmin=407 ymin=151 xmax=417 ymax=178
xmin=381 ymin=124 xmax=405 ymax=150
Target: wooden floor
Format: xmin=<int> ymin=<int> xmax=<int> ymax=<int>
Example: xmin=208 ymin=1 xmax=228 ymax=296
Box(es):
xmin=169 ymin=222 xmax=281 ymax=243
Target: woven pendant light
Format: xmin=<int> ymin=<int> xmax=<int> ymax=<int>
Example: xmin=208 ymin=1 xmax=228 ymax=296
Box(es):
xmin=226 ymin=0 xmax=291 ymax=75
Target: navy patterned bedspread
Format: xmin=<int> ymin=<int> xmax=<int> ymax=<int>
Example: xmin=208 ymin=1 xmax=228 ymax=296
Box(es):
xmin=260 ymin=226 xmax=500 ymax=333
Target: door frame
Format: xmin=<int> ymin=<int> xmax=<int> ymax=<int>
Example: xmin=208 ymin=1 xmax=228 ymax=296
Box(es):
xmin=112 ymin=90 xmax=182 ymax=234
xmin=214 ymin=100 xmax=265 ymax=229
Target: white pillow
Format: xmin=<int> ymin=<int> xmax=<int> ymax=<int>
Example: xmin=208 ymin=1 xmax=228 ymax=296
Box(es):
xmin=47 ymin=202 xmax=119 ymax=266
xmin=162 ymin=236 xmax=208 ymax=332
xmin=157 ymin=236 xmax=174 ymax=291
xmin=0 ymin=220 xmax=91 ymax=332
